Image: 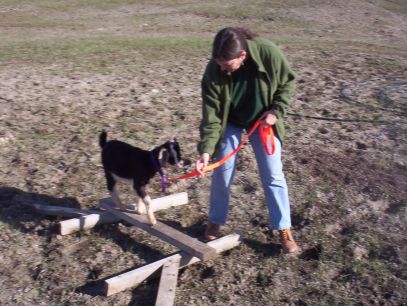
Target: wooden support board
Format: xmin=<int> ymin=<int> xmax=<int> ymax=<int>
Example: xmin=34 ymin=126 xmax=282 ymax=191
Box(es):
xmin=22 ymin=202 xmax=101 ymax=218
xmin=59 ymin=192 xmax=188 ymax=235
xmin=59 ymin=213 xmax=119 ymax=235
xmin=132 ymin=192 xmax=188 ymax=212
xmin=155 ymin=257 xmax=180 ymax=306
xmin=104 ymin=233 xmax=241 ymax=296
xmin=100 ymin=199 xmax=217 ymax=262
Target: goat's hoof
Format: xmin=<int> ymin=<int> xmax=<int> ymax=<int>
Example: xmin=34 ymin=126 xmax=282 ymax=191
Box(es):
xmin=148 ymin=217 xmax=157 ymax=226
xmin=147 ymin=211 xmax=157 ymax=225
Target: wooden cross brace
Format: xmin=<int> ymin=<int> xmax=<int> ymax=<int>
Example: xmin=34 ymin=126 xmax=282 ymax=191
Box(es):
xmin=104 ymin=233 xmax=241 ymax=301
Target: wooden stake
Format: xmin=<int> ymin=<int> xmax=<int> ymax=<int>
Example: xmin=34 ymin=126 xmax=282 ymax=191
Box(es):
xmin=100 ymin=199 xmax=217 ymax=262
xmin=104 ymin=233 xmax=241 ymax=296
xmin=155 ymin=257 xmax=180 ymax=306
xmin=59 ymin=192 xmax=188 ymax=235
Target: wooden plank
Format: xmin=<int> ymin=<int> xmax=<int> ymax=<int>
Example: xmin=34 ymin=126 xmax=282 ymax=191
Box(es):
xmin=22 ymin=202 xmax=100 ymax=218
xmin=59 ymin=193 xmax=188 ymax=235
xmin=137 ymin=192 xmax=188 ymax=212
xmin=105 ymin=257 xmax=167 ymax=296
xmin=155 ymin=257 xmax=180 ymax=306
xmin=104 ymin=233 xmax=240 ymax=296
xmin=59 ymin=213 xmax=120 ymax=235
xmin=100 ymin=199 xmax=217 ymax=262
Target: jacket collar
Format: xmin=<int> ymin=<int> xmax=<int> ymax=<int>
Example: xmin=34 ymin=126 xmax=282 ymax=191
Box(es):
xmin=247 ymin=39 xmax=267 ymax=73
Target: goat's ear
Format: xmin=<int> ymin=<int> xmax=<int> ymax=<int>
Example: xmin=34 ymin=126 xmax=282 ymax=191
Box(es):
xmin=158 ymin=148 xmax=169 ymax=167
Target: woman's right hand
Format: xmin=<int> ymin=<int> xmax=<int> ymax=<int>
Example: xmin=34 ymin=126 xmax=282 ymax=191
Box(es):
xmin=196 ymin=153 xmax=210 ymax=177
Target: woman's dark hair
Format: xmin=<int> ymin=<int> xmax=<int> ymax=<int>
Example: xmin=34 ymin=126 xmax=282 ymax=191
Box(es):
xmin=212 ymin=27 xmax=258 ymax=60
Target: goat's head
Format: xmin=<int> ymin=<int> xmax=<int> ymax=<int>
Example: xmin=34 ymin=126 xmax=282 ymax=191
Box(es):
xmin=158 ymin=138 xmax=182 ymax=168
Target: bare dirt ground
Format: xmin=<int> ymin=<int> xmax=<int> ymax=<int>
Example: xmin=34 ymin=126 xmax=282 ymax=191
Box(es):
xmin=0 ymin=1 xmax=406 ymax=305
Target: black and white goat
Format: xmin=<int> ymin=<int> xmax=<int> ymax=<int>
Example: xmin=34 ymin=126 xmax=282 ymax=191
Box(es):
xmin=99 ymin=130 xmax=182 ymax=225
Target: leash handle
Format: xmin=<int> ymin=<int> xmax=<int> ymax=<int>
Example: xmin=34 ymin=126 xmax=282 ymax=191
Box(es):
xmin=259 ymin=124 xmax=275 ymax=155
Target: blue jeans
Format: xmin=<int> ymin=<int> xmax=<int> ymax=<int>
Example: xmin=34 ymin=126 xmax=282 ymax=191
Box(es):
xmin=209 ymin=123 xmax=291 ymax=230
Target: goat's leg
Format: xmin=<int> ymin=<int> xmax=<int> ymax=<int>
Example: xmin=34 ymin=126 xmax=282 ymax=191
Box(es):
xmin=143 ymin=194 xmax=157 ymax=225
xmin=134 ymin=195 xmax=147 ymax=214
xmin=106 ymin=172 xmax=126 ymax=210
xmin=110 ymin=186 xmax=127 ymax=210
xmin=135 ymin=186 xmax=156 ymax=225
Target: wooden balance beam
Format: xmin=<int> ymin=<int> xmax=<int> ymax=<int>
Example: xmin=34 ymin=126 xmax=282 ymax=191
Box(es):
xmin=100 ymin=198 xmax=217 ymax=262
xmin=104 ymin=233 xmax=241 ymax=296
xmin=59 ymin=192 xmax=188 ymax=235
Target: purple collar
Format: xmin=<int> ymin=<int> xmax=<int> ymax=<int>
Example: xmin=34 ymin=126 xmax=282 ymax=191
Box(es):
xmin=150 ymin=153 xmax=166 ymax=193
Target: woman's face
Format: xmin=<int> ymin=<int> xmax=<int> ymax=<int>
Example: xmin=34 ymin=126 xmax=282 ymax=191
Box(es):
xmin=215 ymin=51 xmax=247 ymax=73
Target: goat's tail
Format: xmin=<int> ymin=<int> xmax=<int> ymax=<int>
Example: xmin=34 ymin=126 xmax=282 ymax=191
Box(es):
xmin=99 ymin=129 xmax=108 ymax=148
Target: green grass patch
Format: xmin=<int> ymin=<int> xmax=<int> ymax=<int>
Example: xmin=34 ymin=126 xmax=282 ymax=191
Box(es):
xmin=378 ymin=0 xmax=407 ymax=14
xmin=181 ymin=1 xmax=275 ymax=19
xmin=0 ymin=35 xmax=211 ymax=70
xmin=1 ymin=0 xmax=137 ymax=10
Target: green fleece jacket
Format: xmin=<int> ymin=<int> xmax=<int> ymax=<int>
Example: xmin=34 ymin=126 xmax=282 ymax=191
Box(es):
xmin=198 ymin=37 xmax=296 ymax=156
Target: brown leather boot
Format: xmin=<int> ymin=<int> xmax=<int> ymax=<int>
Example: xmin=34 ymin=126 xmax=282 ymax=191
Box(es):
xmin=279 ymin=229 xmax=300 ymax=254
xmin=204 ymin=221 xmax=220 ymax=241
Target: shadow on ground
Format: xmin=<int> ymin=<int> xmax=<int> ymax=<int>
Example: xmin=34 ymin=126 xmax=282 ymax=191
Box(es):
xmin=0 ymin=186 xmax=81 ymax=235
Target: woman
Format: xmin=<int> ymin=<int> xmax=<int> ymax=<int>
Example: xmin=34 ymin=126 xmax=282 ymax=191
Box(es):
xmin=195 ymin=27 xmax=299 ymax=253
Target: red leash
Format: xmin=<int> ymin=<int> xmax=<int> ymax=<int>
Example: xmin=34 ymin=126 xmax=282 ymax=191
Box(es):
xmin=167 ymin=117 xmax=275 ymax=182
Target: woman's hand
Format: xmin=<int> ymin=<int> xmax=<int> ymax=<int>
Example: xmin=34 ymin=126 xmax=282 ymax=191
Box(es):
xmin=261 ymin=110 xmax=278 ymax=126
xmin=196 ymin=153 xmax=210 ymax=177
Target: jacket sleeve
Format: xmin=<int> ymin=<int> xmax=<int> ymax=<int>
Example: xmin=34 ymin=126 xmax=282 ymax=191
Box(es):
xmin=268 ymin=45 xmax=296 ymax=119
xmin=198 ymin=72 xmax=223 ymax=156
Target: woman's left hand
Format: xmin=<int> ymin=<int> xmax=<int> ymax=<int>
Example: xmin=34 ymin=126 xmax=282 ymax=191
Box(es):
xmin=261 ymin=111 xmax=278 ymax=126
